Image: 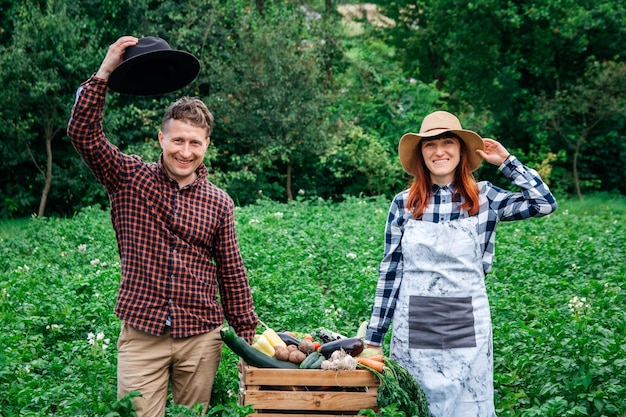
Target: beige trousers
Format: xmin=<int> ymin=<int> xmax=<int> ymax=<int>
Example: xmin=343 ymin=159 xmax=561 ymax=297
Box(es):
xmin=117 ymin=322 xmax=223 ymax=417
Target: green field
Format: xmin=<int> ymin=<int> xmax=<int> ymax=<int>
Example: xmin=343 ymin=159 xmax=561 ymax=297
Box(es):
xmin=1 ymin=194 xmax=625 ymax=416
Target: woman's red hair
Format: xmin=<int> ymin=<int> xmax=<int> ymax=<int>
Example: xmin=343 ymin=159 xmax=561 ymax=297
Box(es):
xmin=406 ymin=136 xmax=480 ymax=219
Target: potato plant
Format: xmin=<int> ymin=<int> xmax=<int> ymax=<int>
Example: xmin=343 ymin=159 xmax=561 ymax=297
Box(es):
xmin=0 ymin=194 xmax=624 ymax=416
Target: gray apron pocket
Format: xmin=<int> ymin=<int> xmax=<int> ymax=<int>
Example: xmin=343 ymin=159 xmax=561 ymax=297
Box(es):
xmin=408 ymin=295 xmax=477 ymax=349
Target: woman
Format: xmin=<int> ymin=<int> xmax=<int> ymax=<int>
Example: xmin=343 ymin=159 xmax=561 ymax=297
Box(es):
xmin=364 ymin=111 xmax=557 ymax=417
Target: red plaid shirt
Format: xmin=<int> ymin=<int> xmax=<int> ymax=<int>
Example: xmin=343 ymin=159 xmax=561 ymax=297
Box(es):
xmin=68 ymin=76 xmax=257 ymax=341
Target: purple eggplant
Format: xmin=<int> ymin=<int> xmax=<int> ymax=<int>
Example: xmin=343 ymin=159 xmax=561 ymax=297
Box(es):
xmin=319 ymin=337 xmax=364 ymax=358
xmin=276 ymin=332 xmax=301 ymax=346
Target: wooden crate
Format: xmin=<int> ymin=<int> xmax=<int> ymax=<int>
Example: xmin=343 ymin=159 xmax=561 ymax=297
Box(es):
xmin=239 ymin=361 xmax=380 ymax=416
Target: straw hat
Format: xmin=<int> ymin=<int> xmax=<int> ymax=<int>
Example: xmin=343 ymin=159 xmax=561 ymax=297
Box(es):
xmin=398 ymin=111 xmax=484 ymax=176
xmin=108 ymin=36 xmax=200 ymax=96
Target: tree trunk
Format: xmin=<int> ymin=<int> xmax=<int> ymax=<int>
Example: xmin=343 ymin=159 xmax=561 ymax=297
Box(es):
xmin=37 ymin=129 xmax=54 ymax=217
xmin=572 ymin=135 xmax=583 ymax=201
xmin=286 ymin=160 xmax=293 ymax=201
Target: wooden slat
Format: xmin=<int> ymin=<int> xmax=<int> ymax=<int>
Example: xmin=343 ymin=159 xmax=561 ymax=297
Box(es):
xmin=243 ymin=366 xmax=380 ymax=387
xmin=248 ymin=414 xmax=362 ymax=416
xmin=242 ymin=390 xmax=378 ymax=411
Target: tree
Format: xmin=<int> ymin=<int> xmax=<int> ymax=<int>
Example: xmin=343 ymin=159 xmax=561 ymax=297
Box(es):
xmin=0 ymin=2 xmax=100 ymax=217
xmin=203 ymin=1 xmax=334 ymax=202
xmin=371 ymin=0 xmax=626 ymax=195
xmin=538 ymin=61 xmax=626 ymax=199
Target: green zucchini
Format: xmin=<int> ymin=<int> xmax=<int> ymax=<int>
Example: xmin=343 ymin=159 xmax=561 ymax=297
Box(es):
xmin=220 ymin=326 xmax=300 ymax=369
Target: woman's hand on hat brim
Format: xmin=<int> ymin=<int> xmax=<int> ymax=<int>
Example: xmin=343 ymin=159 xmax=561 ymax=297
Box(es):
xmin=476 ymin=138 xmax=511 ymax=166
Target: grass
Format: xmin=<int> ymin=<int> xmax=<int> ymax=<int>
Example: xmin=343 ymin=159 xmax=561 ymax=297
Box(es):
xmin=0 ymin=193 xmax=625 ymax=416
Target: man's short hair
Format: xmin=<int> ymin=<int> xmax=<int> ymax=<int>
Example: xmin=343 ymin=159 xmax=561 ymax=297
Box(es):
xmin=162 ymin=97 xmax=214 ymax=137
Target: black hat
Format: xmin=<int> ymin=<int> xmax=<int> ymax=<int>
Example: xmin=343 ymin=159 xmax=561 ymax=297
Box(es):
xmin=108 ymin=36 xmax=200 ymax=96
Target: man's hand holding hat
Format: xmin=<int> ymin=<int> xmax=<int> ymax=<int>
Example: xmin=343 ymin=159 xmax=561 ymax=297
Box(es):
xmin=96 ymin=35 xmax=200 ymax=96
xmin=96 ymin=36 xmax=139 ymax=81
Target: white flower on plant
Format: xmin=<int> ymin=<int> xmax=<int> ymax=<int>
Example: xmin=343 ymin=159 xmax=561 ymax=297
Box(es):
xmin=46 ymin=324 xmax=61 ymax=330
xmin=248 ymin=218 xmax=260 ymax=224
xmin=88 ymin=331 xmax=110 ymax=351
xmin=78 ymin=244 xmax=87 ymax=253
xmin=324 ymin=304 xmax=342 ymax=321
xmin=273 ymin=212 xmax=284 ymax=218
xmin=16 ymin=265 xmax=30 ymax=273
xmin=568 ymin=295 xmax=591 ymax=316
xmin=346 ymin=252 xmax=357 ymax=259
xmin=91 ymin=259 xmax=100 ymax=266
xmin=298 ymin=189 xmax=305 ymax=195
xmin=61 ymin=251 xmax=67 ymax=257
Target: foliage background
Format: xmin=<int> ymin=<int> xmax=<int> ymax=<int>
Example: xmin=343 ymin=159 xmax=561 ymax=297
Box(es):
xmin=0 ymin=0 xmax=625 ymax=218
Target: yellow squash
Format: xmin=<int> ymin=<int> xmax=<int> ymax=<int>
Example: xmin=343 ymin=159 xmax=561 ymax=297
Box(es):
xmin=262 ymin=328 xmax=287 ymax=349
xmin=252 ymin=334 xmax=275 ymax=357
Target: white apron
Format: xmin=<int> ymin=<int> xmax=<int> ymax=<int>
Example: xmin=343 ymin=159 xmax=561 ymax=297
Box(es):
xmin=391 ymin=217 xmax=496 ymax=417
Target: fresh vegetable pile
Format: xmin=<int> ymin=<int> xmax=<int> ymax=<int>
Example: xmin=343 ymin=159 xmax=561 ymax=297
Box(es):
xmin=221 ymin=321 xmax=433 ymax=416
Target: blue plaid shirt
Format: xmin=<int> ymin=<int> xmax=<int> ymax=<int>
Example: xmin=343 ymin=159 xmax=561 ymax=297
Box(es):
xmin=365 ymin=155 xmax=557 ymax=345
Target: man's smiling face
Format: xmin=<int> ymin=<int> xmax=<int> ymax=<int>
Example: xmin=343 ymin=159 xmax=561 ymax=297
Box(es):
xmin=158 ymin=119 xmax=210 ymax=188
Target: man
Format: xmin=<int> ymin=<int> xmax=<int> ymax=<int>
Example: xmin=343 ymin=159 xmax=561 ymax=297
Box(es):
xmin=67 ymin=36 xmax=258 ymax=416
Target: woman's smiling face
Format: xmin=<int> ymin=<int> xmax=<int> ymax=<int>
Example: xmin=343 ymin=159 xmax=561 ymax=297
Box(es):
xmin=158 ymin=119 xmax=210 ymax=188
xmin=421 ymin=136 xmax=461 ymax=185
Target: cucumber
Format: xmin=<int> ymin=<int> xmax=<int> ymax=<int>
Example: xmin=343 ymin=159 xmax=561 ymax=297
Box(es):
xmin=299 ymin=351 xmax=323 ymax=369
xmin=220 ymin=326 xmax=300 ymax=369
xmin=310 ymin=353 xmax=325 ymax=369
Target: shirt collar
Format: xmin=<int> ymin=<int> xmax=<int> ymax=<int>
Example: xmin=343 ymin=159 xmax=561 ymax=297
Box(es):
xmin=432 ymin=183 xmax=454 ymax=193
